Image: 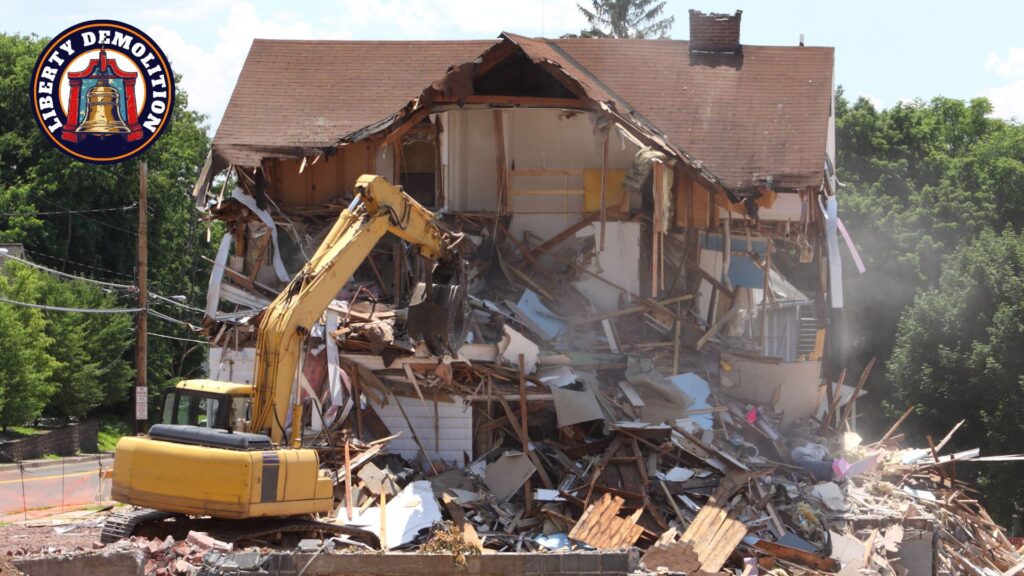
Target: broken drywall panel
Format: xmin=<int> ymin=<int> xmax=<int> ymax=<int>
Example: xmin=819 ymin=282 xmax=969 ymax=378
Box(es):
xmin=514 ymin=289 xmax=565 ymax=340
xmin=811 ymin=482 xmax=846 ymax=511
xmin=205 ymin=233 xmax=233 ymax=319
xmin=484 ymin=451 xmax=537 ymax=502
xmin=219 ymin=283 xmax=270 ymax=310
xmin=720 ymin=354 xmax=822 ymax=427
xmin=573 ymin=221 xmax=642 ymax=312
xmin=668 ymin=372 xmax=713 ymax=431
xmin=659 ymin=467 xmax=695 ymax=483
xmin=820 ymin=195 xmax=843 ymax=308
xmin=456 ymin=343 xmax=500 ymax=362
xmin=208 ymin=347 xmax=256 ymax=385
xmin=229 ymin=187 xmax=289 ymax=282
xmin=376 ymin=395 xmax=472 ymax=465
xmin=499 ymin=325 xmax=539 ymax=374
xmin=549 ymin=379 xmax=604 ymax=428
xmin=323 ymin=310 xmax=351 ymax=426
xmin=828 ymin=530 xmax=865 ymax=570
xmin=342 ymin=480 xmax=441 ymax=548
xmin=536 ymin=365 xmax=576 ymax=389
xmin=892 ymin=529 xmax=934 ymax=576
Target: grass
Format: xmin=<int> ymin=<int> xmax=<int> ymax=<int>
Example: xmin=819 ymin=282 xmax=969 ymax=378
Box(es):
xmin=41 ymin=453 xmax=60 ymax=460
xmin=97 ymin=422 xmax=128 ymax=452
xmin=7 ymin=426 xmax=40 ymax=437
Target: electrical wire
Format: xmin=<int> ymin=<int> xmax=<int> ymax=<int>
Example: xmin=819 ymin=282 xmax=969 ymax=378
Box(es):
xmin=0 ymin=296 xmax=143 ymax=314
xmin=31 ymin=195 xmax=138 ymax=236
xmin=4 ymin=253 xmax=205 ymax=322
xmin=22 ymin=248 xmax=135 ymax=282
xmin=0 ymin=204 xmax=137 ymax=216
xmin=148 ymin=291 xmax=204 ymax=313
xmin=147 ymin=332 xmax=207 ymax=344
xmin=1 ymin=253 xmax=136 ymax=291
xmin=147 ymin=308 xmax=194 ymax=326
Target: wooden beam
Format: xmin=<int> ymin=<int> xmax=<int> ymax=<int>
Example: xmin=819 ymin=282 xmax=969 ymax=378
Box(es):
xmin=600 ymin=131 xmax=609 ymax=251
xmin=493 ymin=110 xmax=508 ymax=214
xmin=511 ymin=168 xmax=584 ymax=177
xmin=752 ymin=540 xmax=839 ymax=572
xmin=519 ymin=353 xmax=532 ymax=513
xmin=526 ymin=212 xmax=600 ymax=259
xmin=840 ymin=356 xmax=875 ymax=429
xmin=436 ymin=95 xmax=587 ymax=108
xmin=510 ymin=188 xmax=584 ymax=196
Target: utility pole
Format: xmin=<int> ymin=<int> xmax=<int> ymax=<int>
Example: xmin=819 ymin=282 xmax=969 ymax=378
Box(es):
xmin=134 ymin=159 xmax=148 ymax=434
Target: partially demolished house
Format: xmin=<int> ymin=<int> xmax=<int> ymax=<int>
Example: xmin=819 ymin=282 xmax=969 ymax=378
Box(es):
xmin=175 ymin=10 xmax=1023 ymax=576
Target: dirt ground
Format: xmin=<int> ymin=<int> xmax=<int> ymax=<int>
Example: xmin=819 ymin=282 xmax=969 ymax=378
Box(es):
xmin=0 ymin=523 xmax=101 ymax=557
xmin=0 ymin=556 xmax=22 ymax=576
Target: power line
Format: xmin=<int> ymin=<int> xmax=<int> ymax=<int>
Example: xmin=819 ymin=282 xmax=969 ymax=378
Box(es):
xmin=0 ymin=204 xmax=137 ymax=217
xmin=4 ymin=253 xmax=206 ymax=318
xmin=148 ymin=332 xmax=207 ymax=344
xmin=31 ymin=195 xmax=138 ymax=236
xmin=0 ymin=296 xmax=143 ymax=314
xmin=147 ymin=308 xmax=195 ymax=327
xmin=1 ymin=253 xmax=136 ymax=291
xmin=149 ymin=291 xmax=204 ymax=313
xmin=22 ymin=248 xmax=135 ymax=282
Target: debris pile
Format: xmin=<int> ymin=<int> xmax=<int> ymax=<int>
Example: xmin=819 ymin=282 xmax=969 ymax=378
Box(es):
xmin=195 ymin=210 xmax=1024 ymax=574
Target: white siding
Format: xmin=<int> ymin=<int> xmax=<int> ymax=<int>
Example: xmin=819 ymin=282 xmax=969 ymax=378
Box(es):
xmin=376 ymin=395 xmax=473 ymax=466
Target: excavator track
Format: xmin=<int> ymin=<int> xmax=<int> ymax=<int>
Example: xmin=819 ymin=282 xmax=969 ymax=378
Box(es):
xmin=101 ymin=508 xmax=380 ymax=548
xmin=100 ymin=508 xmax=174 ymax=543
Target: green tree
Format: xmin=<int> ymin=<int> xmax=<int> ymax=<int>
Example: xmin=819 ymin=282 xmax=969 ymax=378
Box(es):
xmin=570 ymin=0 xmax=675 ymax=39
xmin=0 ymin=262 xmax=58 ymax=429
xmin=0 ymin=33 xmax=214 ymax=421
xmin=834 ymin=89 xmax=1024 ymax=424
xmin=888 ymin=230 xmax=1024 ymax=530
xmin=38 ymin=274 xmax=134 ymax=420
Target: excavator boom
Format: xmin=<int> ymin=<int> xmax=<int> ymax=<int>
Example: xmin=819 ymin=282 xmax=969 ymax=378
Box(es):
xmin=111 ymin=175 xmax=465 ymax=521
xmin=250 ymin=174 xmax=460 ymax=444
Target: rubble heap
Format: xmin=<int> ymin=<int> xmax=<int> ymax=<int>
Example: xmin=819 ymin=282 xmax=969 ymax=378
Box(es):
xmin=188 ymin=210 xmax=1024 ymax=575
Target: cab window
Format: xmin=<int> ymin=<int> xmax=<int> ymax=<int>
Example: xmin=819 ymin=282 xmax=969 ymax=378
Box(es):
xmin=162 ymin=391 xmax=223 ymax=428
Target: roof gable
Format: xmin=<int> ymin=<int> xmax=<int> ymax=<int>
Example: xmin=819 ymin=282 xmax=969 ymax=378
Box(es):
xmin=212 ymin=34 xmax=833 ymax=193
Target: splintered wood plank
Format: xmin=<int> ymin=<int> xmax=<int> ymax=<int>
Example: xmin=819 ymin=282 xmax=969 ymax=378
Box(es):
xmin=694 ymin=512 xmax=748 ymax=573
xmin=753 ymin=539 xmax=840 ymax=572
xmin=568 ymin=493 xmax=645 ymax=550
xmin=441 ymin=493 xmax=483 ymax=553
xmin=641 ymin=540 xmax=702 ymax=573
xmin=679 ymin=471 xmax=752 ymax=573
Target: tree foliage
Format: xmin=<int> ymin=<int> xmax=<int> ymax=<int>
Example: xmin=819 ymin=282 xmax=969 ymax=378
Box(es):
xmin=835 ymin=87 xmax=1024 ymax=528
xmin=888 ymin=231 xmax=1024 ymax=529
xmin=0 ymin=263 xmax=58 ymax=429
xmin=0 ymin=32 xmax=214 ymax=426
xmin=567 ymin=0 xmax=675 ymax=39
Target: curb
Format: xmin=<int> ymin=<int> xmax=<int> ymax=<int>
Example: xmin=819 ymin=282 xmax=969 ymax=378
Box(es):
xmin=0 ymin=452 xmax=113 ymax=472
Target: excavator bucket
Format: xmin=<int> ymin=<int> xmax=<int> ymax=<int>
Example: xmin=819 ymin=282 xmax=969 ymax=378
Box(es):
xmin=407 ymin=282 xmax=468 ymax=355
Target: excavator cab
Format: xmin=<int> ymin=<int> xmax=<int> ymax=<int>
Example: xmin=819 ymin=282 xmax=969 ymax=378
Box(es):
xmin=159 ymin=380 xmax=253 ymax=431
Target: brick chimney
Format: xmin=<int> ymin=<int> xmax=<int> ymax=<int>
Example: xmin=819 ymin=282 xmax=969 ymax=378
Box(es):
xmin=688 ymin=10 xmax=742 ymax=54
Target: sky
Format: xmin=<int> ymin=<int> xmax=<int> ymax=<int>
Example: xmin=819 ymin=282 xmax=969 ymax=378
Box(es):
xmin=4 ymin=0 xmax=1023 ymax=133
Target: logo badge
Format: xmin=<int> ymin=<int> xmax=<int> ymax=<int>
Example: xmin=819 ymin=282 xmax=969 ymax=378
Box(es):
xmin=31 ymin=20 xmax=174 ymax=164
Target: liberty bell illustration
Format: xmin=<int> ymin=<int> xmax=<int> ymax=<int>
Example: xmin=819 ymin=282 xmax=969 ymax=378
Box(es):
xmin=77 ymin=48 xmax=131 ymax=137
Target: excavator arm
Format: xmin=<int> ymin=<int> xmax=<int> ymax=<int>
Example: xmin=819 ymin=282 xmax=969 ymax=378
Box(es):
xmin=249 ymin=174 xmax=461 ymax=445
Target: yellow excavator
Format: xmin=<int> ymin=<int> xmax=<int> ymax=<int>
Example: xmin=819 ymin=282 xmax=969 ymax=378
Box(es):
xmin=105 ymin=175 xmax=465 ymax=542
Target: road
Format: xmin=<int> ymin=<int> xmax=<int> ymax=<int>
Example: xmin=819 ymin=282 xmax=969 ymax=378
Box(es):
xmin=0 ymin=456 xmax=113 ymax=516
